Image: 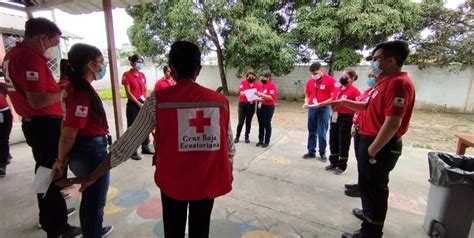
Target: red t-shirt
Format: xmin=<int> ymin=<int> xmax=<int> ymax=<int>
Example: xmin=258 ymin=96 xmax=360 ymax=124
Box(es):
xmin=238 ymin=79 xmax=260 ymax=103
xmin=305 ymin=74 xmax=336 ymax=105
xmin=0 ymin=83 xmax=8 ymax=109
xmin=360 ymin=72 xmax=415 ymax=137
xmin=353 ymin=87 xmax=373 ymax=126
xmin=154 ymin=77 xmax=176 ymax=92
xmin=2 ymin=42 xmax=62 ymax=117
xmin=333 ymin=84 xmax=361 ymax=114
xmin=260 ymin=81 xmax=278 ymax=106
xmin=122 ymin=69 xmax=147 ymax=101
xmin=63 ymin=85 xmax=109 ymax=136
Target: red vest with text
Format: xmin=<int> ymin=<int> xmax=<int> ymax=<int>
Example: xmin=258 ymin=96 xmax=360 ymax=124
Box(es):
xmin=154 ymin=80 xmax=232 ymax=200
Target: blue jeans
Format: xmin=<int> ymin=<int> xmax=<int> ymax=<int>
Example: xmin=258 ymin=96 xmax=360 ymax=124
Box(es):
xmin=68 ymin=136 xmax=110 ymax=238
xmin=306 ymin=106 xmax=330 ymax=156
xmin=257 ymin=105 xmax=275 ymax=144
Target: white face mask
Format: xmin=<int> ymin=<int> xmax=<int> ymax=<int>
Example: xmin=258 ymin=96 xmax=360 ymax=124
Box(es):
xmin=312 ymin=74 xmax=321 ymax=80
xmin=44 ymin=46 xmax=59 ymax=60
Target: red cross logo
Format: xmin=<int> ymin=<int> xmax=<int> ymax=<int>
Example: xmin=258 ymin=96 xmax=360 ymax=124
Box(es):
xmin=29 ymin=72 xmax=36 ymax=77
xmin=189 ymin=111 xmax=211 ymax=133
xmin=79 ymin=106 xmax=86 ymax=112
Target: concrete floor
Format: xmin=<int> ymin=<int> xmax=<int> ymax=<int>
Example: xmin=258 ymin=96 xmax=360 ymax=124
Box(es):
xmin=1 ymin=101 xmax=473 ymax=238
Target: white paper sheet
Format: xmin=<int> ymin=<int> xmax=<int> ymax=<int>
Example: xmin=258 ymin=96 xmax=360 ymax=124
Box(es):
xmin=33 ymin=166 xmax=53 ymax=197
xmin=244 ymin=88 xmax=258 ymax=101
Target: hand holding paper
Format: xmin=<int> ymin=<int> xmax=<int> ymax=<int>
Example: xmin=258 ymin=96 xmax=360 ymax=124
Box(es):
xmin=244 ymin=88 xmax=258 ymax=101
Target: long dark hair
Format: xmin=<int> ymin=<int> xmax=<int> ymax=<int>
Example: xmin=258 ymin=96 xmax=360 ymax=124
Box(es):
xmin=64 ymin=43 xmax=106 ymax=124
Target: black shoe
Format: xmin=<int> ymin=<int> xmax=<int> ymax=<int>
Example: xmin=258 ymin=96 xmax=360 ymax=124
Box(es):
xmin=319 ymin=154 xmax=328 ymax=162
xmin=352 ymin=208 xmax=364 ymax=221
xmin=102 ymin=225 xmax=114 ymax=237
xmin=302 ymin=153 xmax=316 ymax=159
xmin=61 ymin=191 xmax=71 ymax=199
xmin=345 ymin=183 xmax=359 ymax=189
xmin=245 ymin=138 xmax=250 ymax=143
xmin=234 ymin=137 xmax=239 ymax=143
xmin=345 ymin=187 xmax=361 ymax=198
xmin=325 ymin=164 xmax=337 ymax=171
xmin=342 ymin=229 xmax=363 ymax=238
xmin=7 ymin=154 xmax=12 ymax=164
xmin=131 ymin=153 xmax=142 ymax=161
xmin=67 ymin=208 xmax=76 ymax=217
xmin=262 ymin=143 xmax=269 ymax=148
xmin=141 ymin=145 xmax=155 ymax=155
xmin=256 ymin=142 xmax=263 ymax=147
xmin=0 ymin=164 xmax=5 ymax=178
xmin=61 ymin=225 xmax=82 ymax=238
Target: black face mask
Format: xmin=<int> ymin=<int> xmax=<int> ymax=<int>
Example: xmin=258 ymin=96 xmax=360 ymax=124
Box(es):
xmin=339 ymin=77 xmax=349 ymax=85
xmin=261 ymin=79 xmax=268 ymax=85
xmin=247 ymin=77 xmax=256 ymax=83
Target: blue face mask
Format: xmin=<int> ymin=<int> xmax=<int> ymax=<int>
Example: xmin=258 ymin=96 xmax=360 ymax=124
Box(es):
xmin=370 ymin=60 xmax=383 ymax=76
xmin=367 ymin=77 xmax=376 ymax=87
xmin=135 ymin=63 xmax=143 ymax=70
xmin=95 ymin=65 xmax=107 ymax=81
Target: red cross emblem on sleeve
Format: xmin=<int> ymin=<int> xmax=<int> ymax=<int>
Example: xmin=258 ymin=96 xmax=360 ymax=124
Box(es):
xmin=189 ymin=111 xmax=211 ymax=133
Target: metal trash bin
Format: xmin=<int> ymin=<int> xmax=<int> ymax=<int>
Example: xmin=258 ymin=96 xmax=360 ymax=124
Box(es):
xmin=423 ymin=152 xmax=474 ymax=238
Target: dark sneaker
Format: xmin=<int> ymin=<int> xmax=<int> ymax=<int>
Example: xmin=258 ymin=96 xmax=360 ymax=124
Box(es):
xmin=245 ymin=138 xmax=250 ymax=143
xmin=234 ymin=137 xmax=239 ymax=143
xmin=256 ymin=142 xmax=263 ymax=147
xmin=61 ymin=225 xmax=82 ymax=238
xmin=7 ymin=154 xmax=12 ymax=164
xmin=334 ymin=167 xmax=348 ymax=175
xmin=352 ymin=208 xmax=364 ymax=221
xmin=344 ymin=183 xmax=359 ymax=189
xmin=61 ymin=191 xmax=71 ymax=199
xmin=131 ymin=153 xmax=142 ymax=161
xmin=262 ymin=143 xmax=269 ymax=148
xmin=342 ymin=229 xmax=363 ymax=238
xmin=302 ymin=153 xmax=316 ymax=159
xmin=345 ymin=187 xmax=361 ymax=198
xmin=319 ymin=154 xmax=328 ymax=162
xmin=67 ymin=208 xmax=76 ymax=217
xmin=0 ymin=165 xmax=5 ymax=178
xmin=141 ymin=145 xmax=155 ymax=155
xmin=102 ymin=225 xmax=113 ymax=237
xmin=325 ymin=164 xmax=337 ymax=171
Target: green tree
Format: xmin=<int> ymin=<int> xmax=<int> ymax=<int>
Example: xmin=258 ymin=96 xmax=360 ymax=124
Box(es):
xmin=126 ymin=1 xmax=297 ymax=94
xmin=405 ymin=0 xmax=473 ymax=72
xmin=293 ymin=0 xmax=421 ymax=75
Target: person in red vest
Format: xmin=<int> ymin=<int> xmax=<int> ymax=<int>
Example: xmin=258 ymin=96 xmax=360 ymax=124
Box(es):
xmin=154 ymin=65 xmax=176 ymax=92
xmin=2 ymin=17 xmax=81 ymax=237
xmin=0 ymin=80 xmax=13 ymax=178
xmin=323 ymin=69 xmax=360 ymax=175
xmin=234 ymin=71 xmax=260 ymax=143
xmin=255 ymin=71 xmax=278 ymax=148
xmin=57 ymin=41 xmax=235 ymax=238
xmin=330 ymin=41 xmax=415 ymax=238
xmin=51 ymin=43 xmax=113 ymax=238
xmin=122 ymin=54 xmax=154 ymax=160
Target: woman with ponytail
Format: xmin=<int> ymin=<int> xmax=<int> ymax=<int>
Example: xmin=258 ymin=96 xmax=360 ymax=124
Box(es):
xmin=51 ymin=43 xmax=113 ymax=238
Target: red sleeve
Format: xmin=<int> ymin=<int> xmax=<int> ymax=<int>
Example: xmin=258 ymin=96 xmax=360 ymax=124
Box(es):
xmin=384 ymin=79 xmax=411 ymax=117
xmin=305 ymin=80 xmax=312 ymax=95
xmin=271 ymin=84 xmax=278 ymax=101
xmin=121 ymin=72 xmax=130 ymax=86
xmin=22 ymin=56 xmax=54 ymax=93
xmin=238 ymin=80 xmax=245 ymax=92
xmin=328 ymin=78 xmax=336 ymax=93
xmin=154 ymin=81 xmax=160 ymax=92
xmin=351 ymin=87 xmax=361 ymax=100
xmin=63 ymin=90 xmax=90 ymax=129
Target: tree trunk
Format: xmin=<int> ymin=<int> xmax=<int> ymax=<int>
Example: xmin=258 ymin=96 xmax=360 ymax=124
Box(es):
xmin=328 ymin=51 xmax=335 ymax=76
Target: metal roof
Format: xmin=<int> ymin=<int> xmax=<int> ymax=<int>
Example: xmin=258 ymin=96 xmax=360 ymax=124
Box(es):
xmin=2 ymin=0 xmax=155 ymax=15
xmin=0 ymin=12 xmax=82 ymax=38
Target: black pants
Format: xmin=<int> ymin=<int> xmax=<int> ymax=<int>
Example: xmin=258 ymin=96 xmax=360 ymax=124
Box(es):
xmin=126 ymin=99 xmax=150 ymax=148
xmin=22 ymin=116 xmax=69 ymax=236
xmin=358 ymin=135 xmax=402 ymax=237
xmin=256 ymin=104 xmax=275 ymax=144
xmin=329 ymin=113 xmax=354 ymax=170
xmin=161 ymin=191 xmax=214 ymax=238
xmin=0 ymin=109 xmax=13 ymax=166
xmin=236 ymin=102 xmax=256 ymax=139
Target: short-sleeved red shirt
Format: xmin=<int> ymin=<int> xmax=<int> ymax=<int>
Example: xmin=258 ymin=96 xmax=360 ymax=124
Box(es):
xmin=305 ymin=74 xmax=336 ymax=105
xmin=352 ymin=87 xmax=373 ymax=126
xmin=63 ymin=85 xmax=109 ymax=136
xmin=154 ymin=77 xmax=176 ymax=92
xmin=333 ymin=84 xmax=361 ymax=114
xmin=238 ymin=79 xmax=260 ymax=103
xmin=260 ymin=81 xmax=278 ymax=106
xmin=2 ymin=42 xmax=62 ymax=117
xmin=0 ymin=83 xmax=8 ymax=109
xmin=360 ymin=72 xmax=415 ymax=137
xmin=122 ymin=69 xmax=147 ymax=101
